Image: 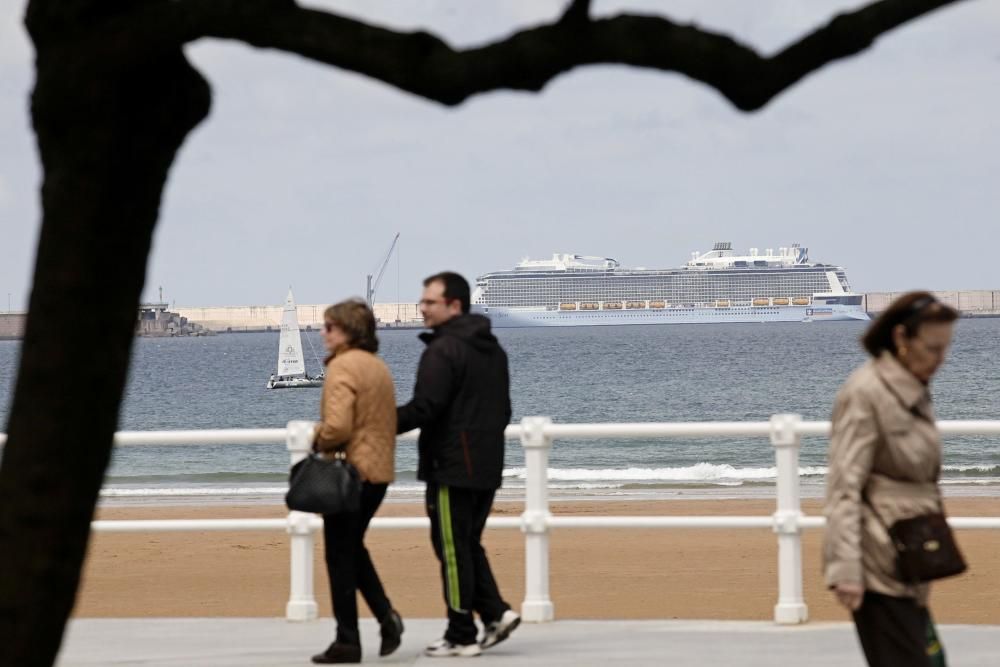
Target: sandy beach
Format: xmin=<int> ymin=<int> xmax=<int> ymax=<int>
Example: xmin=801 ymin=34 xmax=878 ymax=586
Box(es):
xmin=76 ymin=497 xmax=1000 ymax=624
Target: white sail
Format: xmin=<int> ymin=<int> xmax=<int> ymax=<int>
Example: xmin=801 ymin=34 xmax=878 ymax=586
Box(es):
xmin=276 ymin=289 xmax=306 ymax=378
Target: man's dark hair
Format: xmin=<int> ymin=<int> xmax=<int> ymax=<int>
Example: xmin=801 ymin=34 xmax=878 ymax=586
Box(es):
xmin=861 ymin=291 xmax=959 ymax=357
xmin=424 ymin=271 xmax=471 ymax=314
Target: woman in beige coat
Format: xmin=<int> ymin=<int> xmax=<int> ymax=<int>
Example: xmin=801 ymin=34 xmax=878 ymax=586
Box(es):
xmin=310 ymin=299 xmax=402 ymax=665
xmin=824 ymin=291 xmax=959 ymax=666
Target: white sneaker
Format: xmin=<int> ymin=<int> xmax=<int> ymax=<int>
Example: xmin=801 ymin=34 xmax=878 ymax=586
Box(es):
xmin=480 ymin=609 xmax=521 ymax=650
xmin=424 ymin=638 xmax=482 ymax=658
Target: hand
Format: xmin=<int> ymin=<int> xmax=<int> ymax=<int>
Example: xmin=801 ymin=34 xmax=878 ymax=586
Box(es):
xmin=833 ymin=581 xmax=864 ymax=611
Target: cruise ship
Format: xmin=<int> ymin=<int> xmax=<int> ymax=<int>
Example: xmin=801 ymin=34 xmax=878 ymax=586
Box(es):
xmin=472 ymin=242 xmax=869 ymax=327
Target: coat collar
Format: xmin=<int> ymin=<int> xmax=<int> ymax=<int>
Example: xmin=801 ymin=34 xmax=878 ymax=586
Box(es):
xmin=324 ymin=343 xmax=354 ymax=364
xmin=873 ymin=350 xmax=930 ymax=413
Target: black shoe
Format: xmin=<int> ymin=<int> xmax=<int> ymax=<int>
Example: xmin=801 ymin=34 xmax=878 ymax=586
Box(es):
xmin=311 ymin=642 xmax=361 ymax=664
xmin=379 ymin=609 xmax=405 ymax=657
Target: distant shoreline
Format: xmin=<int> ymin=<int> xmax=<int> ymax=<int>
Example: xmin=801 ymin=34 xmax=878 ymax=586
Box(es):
xmin=3 ymin=291 xmax=1000 ymax=340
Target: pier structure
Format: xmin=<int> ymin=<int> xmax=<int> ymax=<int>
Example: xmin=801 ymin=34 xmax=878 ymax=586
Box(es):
xmin=863 ymin=290 xmax=1000 ymax=317
xmin=175 ymin=292 xmax=1000 ymax=333
xmin=0 ymin=312 xmax=26 ymax=340
xmin=173 ymin=302 xmax=423 ymax=333
xmin=4 ymin=292 xmax=999 ymax=341
xmin=136 ymin=302 xmax=213 ymax=337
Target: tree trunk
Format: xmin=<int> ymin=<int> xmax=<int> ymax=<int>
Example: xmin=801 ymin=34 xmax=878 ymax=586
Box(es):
xmin=0 ymin=13 xmax=210 ymax=664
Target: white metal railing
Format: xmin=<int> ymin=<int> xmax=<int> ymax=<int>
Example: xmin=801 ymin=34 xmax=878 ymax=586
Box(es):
xmin=5 ymin=417 xmax=1000 ymax=624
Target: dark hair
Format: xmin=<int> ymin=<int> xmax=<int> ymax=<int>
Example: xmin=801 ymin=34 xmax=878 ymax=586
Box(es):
xmin=324 ymin=299 xmax=379 ymax=353
xmin=861 ymin=291 xmax=959 ymax=357
xmin=424 ymin=271 xmax=471 ymax=314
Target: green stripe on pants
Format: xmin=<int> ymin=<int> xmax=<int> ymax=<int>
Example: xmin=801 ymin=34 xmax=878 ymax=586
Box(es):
xmin=438 ymin=485 xmax=462 ymax=611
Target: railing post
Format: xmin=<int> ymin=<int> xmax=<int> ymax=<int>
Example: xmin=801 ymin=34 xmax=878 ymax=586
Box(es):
xmin=520 ymin=416 xmax=554 ymax=622
xmin=770 ymin=413 xmax=808 ymax=624
xmin=285 ymin=420 xmax=318 ymax=621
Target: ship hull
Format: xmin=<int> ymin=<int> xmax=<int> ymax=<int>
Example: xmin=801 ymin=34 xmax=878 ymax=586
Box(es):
xmin=474 ymin=305 xmax=869 ymax=328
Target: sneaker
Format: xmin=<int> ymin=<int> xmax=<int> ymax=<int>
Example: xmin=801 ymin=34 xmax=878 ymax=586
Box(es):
xmin=480 ymin=609 xmax=521 ymax=650
xmin=379 ymin=609 xmax=404 ymax=657
xmin=424 ymin=638 xmax=482 ymax=658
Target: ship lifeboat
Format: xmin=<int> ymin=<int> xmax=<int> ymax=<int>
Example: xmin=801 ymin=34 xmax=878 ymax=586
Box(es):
xmin=579 ymin=302 xmax=599 ymax=310
xmin=649 ymin=300 xmax=666 ymax=309
xmin=603 ymin=302 xmax=623 ymax=310
xmin=792 ymin=297 xmax=810 ymax=306
xmin=559 ymin=303 xmax=578 ymax=311
xmin=715 ymin=300 xmax=731 ymax=307
xmin=772 ymin=298 xmax=790 ymax=306
xmin=626 ymin=301 xmax=646 ymax=309
xmin=752 ymin=298 xmax=770 ymax=306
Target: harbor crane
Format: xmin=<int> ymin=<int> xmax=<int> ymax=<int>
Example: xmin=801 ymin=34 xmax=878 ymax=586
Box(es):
xmin=366 ymin=232 xmax=400 ymax=309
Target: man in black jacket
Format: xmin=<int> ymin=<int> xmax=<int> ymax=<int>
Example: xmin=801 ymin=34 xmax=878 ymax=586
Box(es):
xmin=397 ymin=272 xmax=520 ymax=658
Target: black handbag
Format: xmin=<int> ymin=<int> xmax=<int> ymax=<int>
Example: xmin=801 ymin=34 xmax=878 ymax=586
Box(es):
xmin=864 ymin=494 xmax=967 ymax=584
xmin=285 ymin=451 xmax=361 ymax=514
xmin=888 ymin=512 xmax=967 ymax=583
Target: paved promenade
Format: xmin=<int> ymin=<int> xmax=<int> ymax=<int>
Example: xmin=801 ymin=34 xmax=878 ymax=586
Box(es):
xmin=56 ymin=618 xmax=1000 ymax=666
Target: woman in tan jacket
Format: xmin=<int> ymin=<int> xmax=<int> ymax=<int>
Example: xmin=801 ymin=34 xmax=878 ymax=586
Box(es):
xmin=310 ymin=299 xmax=402 ymax=665
xmin=824 ymin=291 xmax=959 ymax=666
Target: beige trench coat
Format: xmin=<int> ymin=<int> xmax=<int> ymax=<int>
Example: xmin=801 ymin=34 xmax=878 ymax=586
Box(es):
xmin=314 ymin=347 xmax=397 ymax=484
xmin=823 ymin=351 xmax=944 ymax=603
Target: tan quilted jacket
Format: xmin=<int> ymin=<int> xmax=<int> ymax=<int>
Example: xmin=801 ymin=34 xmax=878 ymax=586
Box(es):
xmin=315 ymin=347 xmax=397 ymax=484
xmin=823 ymin=351 xmax=944 ymax=603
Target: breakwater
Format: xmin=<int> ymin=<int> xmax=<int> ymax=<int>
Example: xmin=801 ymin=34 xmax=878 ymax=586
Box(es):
xmin=177 ymin=292 xmax=1000 ymax=332
xmin=864 ymin=290 xmax=1000 ymax=316
xmin=136 ymin=303 xmax=213 ymax=337
xmin=2 ymin=292 xmax=997 ymax=341
xmin=174 ymin=302 xmax=423 ymax=333
xmin=0 ymin=313 xmax=26 ymax=340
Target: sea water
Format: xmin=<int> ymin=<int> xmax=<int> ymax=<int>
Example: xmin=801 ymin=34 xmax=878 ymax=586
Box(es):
xmin=1 ymin=319 xmax=998 ymax=503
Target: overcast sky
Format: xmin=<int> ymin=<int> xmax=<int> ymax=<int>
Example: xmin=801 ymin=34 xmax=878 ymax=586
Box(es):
xmin=1 ymin=1 xmax=998 ymax=310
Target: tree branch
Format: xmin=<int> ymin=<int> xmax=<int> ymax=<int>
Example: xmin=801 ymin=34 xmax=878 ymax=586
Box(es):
xmin=560 ymin=0 xmax=591 ymax=25
xmin=139 ymin=0 xmax=966 ymax=110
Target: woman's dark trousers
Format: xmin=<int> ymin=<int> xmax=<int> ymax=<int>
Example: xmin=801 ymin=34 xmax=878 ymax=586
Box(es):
xmin=426 ymin=483 xmax=510 ymax=646
xmin=322 ymin=482 xmax=392 ymax=646
xmin=852 ymin=591 xmax=940 ymax=666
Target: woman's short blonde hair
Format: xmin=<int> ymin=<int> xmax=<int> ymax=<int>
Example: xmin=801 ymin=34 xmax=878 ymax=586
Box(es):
xmin=324 ymin=299 xmax=379 ymax=353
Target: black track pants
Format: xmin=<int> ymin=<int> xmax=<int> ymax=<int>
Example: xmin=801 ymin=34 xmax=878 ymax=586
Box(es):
xmin=426 ymin=483 xmax=510 ymax=645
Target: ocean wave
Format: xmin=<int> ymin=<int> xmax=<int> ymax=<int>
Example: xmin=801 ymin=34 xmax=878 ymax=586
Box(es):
xmin=97 ymin=463 xmax=1000 ymax=497
xmin=503 ymin=463 xmax=829 ymax=482
xmin=942 ymin=464 xmax=1000 ymax=475
xmin=940 ymin=478 xmax=1000 ymax=486
xmin=100 ymin=482 xmax=429 ymax=497
xmin=104 ymin=472 xmax=286 ymax=485
xmin=101 ymin=486 xmax=289 ymax=497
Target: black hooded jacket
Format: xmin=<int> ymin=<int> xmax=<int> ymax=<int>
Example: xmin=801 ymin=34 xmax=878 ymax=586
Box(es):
xmin=397 ymin=314 xmax=512 ymax=490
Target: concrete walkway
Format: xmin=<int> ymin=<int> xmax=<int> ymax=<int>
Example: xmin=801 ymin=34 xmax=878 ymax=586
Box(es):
xmin=56 ymin=618 xmax=1000 ymax=666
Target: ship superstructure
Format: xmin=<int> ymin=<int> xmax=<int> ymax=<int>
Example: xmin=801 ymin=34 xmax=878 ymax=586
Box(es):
xmin=472 ymin=242 xmax=868 ymax=327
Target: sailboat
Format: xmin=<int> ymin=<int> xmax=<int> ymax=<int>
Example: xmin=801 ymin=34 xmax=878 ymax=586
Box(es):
xmin=266 ymin=289 xmax=325 ymax=389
